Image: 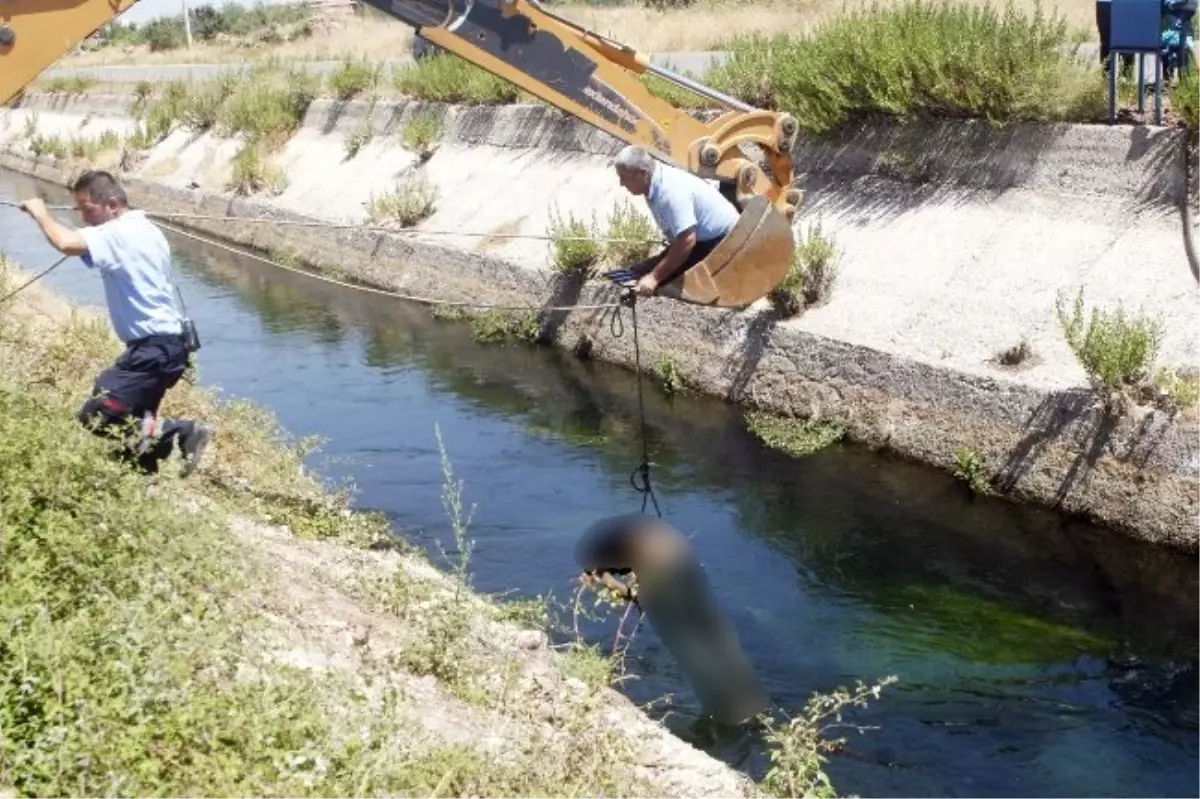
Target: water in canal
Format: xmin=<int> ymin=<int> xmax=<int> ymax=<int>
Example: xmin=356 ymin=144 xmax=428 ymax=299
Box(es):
xmin=2 ymin=171 xmax=1196 ymax=798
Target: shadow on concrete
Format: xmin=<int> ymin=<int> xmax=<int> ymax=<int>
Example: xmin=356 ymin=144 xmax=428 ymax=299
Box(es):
xmin=798 ymin=173 xmax=1003 ymax=226
xmin=996 ymin=390 xmax=1171 ymax=507
xmin=792 ymin=116 xmax=1184 ymax=225
xmin=1124 ymin=125 xmax=1188 ymax=212
xmin=791 ymin=117 xmax=1063 ymax=224
xmin=319 ymin=99 xmax=350 ymax=135
xmin=725 ymin=307 xmax=781 ymax=403
xmin=539 ymin=269 xmax=587 ymax=343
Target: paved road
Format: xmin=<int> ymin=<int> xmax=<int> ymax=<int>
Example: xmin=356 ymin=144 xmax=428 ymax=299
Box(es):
xmin=42 ymin=50 xmax=732 ymax=84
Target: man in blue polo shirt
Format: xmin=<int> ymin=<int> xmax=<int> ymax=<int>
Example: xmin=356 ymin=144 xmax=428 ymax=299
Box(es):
xmin=20 ymin=171 xmax=213 ymax=476
xmin=606 ymin=145 xmax=739 ymax=298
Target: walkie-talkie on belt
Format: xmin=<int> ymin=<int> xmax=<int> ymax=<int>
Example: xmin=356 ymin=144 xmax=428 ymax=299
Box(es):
xmin=173 ymin=284 xmax=201 ymax=353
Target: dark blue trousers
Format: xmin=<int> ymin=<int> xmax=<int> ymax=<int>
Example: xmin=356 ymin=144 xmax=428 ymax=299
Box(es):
xmin=78 ymin=333 xmax=195 ymax=473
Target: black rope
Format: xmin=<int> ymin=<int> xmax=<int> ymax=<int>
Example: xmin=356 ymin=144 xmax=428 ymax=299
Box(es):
xmin=0 ymin=256 xmax=69 ymax=306
xmin=619 ymin=291 xmax=661 ymax=518
xmin=607 ymin=297 xmax=625 ymax=339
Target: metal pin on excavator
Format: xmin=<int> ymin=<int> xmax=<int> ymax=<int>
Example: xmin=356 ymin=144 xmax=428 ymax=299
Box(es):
xmin=0 ymin=0 xmax=802 ymax=308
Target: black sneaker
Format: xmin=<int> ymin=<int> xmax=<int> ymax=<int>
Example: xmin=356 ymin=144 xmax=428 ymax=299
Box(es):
xmin=180 ymin=424 xmax=213 ymax=477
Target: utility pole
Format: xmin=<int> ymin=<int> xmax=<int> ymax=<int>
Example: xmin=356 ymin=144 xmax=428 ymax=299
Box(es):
xmin=181 ymin=0 xmax=194 ymax=50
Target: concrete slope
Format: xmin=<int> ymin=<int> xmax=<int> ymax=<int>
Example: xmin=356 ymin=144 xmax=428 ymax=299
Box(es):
xmin=786 ymin=123 xmax=1196 ymax=391
xmin=797 ymin=180 xmax=1191 ymax=390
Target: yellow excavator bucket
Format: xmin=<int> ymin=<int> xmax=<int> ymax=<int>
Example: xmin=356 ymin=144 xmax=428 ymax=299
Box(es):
xmin=656 ymin=196 xmax=796 ymax=309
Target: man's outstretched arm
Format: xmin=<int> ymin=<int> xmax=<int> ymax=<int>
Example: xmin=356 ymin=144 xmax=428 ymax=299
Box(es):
xmin=20 ymin=198 xmax=88 ymax=256
xmin=649 ymin=228 xmax=696 ymax=279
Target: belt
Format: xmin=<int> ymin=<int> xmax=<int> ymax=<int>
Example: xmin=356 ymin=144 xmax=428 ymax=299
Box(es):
xmin=126 ymin=332 xmax=185 ymax=347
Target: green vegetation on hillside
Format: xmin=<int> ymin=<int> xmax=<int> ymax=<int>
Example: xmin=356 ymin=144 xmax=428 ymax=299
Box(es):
xmin=98 ymin=2 xmax=313 ymax=53
xmin=707 ymin=0 xmax=1110 ymax=135
xmin=129 ymin=64 xmax=317 ymax=145
xmin=393 ymin=53 xmax=522 ymax=104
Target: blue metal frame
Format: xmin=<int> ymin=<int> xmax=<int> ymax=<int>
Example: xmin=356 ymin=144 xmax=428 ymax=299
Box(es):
xmin=1108 ymin=0 xmax=1164 ymax=124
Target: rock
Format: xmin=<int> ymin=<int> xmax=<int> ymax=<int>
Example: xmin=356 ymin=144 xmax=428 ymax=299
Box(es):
xmin=516 ymin=630 xmax=547 ymax=650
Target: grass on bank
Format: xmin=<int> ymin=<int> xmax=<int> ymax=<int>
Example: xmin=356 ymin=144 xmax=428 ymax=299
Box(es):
xmin=0 ymin=272 xmax=399 ymax=797
xmin=366 ymin=178 xmax=438 ymax=227
xmin=392 ymin=53 xmax=521 ymax=105
xmin=1053 ymin=287 xmax=1198 ymax=416
xmin=770 ymin=219 xmax=839 ymax=317
xmin=0 ymin=262 xmax=647 ymax=797
xmin=0 ymin=255 xmax=896 ymax=797
xmin=705 ymin=0 xmax=1119 ymax=135
xmin=547 ymin=200 xmax=661 ymax=275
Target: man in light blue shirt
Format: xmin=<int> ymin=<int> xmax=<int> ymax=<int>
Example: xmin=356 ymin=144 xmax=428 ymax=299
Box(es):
xmin=20 ymin=170 xmax=212 ymax=476
xmin=605 ymin=145 xmax=739 ymax=298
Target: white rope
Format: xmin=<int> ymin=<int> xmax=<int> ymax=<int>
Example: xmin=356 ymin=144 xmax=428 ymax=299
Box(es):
xmin=154 ymin=219 xmax=627 ymax=313
xmin=0 ymin=199 xmax=664 ymax=245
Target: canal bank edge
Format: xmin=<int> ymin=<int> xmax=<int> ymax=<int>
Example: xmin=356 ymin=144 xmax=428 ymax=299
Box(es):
xmin=1 ymin=92 xmax=1196 ymax=552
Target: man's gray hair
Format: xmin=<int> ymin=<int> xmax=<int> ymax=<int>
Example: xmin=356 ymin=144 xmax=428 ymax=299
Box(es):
xmin=612 ymin=145 xmax=655 ymax=175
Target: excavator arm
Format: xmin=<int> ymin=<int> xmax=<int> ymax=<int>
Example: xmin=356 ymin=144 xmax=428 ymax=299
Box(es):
xmin=368 ymin=0 xmax=802 ymax=213
xmin=371 ymin=0 xmax=802 ymax=308
xmin=0 ymin=0 xmax=802 ymax=307
xmin=0 ymin=0 xmax=141 ymax=109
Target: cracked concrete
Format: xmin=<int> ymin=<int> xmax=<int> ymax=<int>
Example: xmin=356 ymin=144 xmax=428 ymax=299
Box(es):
xmin=2 ymin=91 xmax=1196 ymax=550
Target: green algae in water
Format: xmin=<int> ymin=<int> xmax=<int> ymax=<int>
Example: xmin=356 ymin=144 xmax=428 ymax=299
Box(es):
xmin=745 ymin=411 xmax=845 ymax=457
xmin=884 ymin=583 xmax=1114 ymax=665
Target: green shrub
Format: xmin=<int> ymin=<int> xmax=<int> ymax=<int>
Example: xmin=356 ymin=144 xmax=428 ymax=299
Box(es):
xmin=140 ymin=80 xmax=191 ymax=141
xmin=708 ymin=0 xmax=1107 ymax=135
xmin=328 ymin=56 xmax=380 ymax=100
xmin=144 ymin=17 xmax=185 ymax=51
xmin=954 ymin=447 xmax=993 ymax=494
xmin=68 ymin=136 xmax=101 ymax=159
xmin=603 ymin=199 xmax=660 ymax=265
xmin=770 ymin=219 xmax=838 ymax=316
xmin=1154 ymin=367 xmax=1200 ymax=410
xmin=366 ymin=179 xmax=438 ymax=227
xmin=217 ymin=65 xmax=318 ymax=140
xmin=547 ymin=210 xmax=602 ymax=274
xmin=133 ymin=80 xmax=153 ymax=100
xmin=1170 ymin=67 xmax=1198 ymax=134
xmin=228 ymin=140 xmax=287 ymax=196
xmin=470 ymin=309 xmax=542 ymax=344
xmin=29 ymin=134 xmax=67 ymax=159
xmin=394 ymin=54 xmax=519 ymax=104
xmin=344 ymin=114 xmax=374 ymax=158
xmin=180 ymin=74 xmax=239 ymax=131
xmin=745 ymin=411 xmax=845 ymax=457
xmin=1055 ymin=288 xmax=1164 ymax=392
xmin=402 ymin=111 xmax=444 ymax=158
